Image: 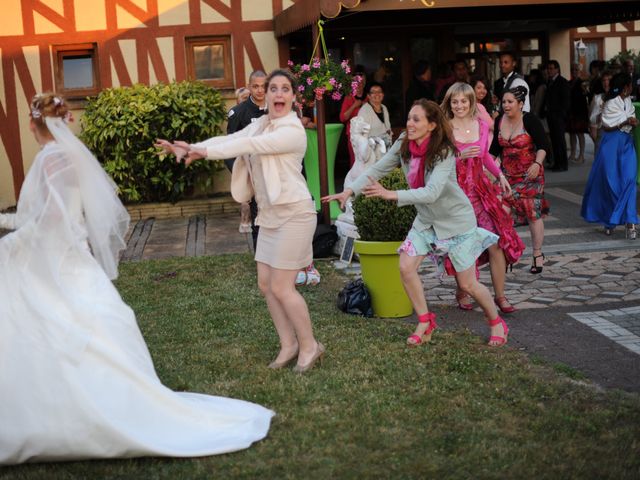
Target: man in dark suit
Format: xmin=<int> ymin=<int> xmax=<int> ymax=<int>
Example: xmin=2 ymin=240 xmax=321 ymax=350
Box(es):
xmin=544 ymin=60 xmax=571 ymax=171
xmin=225 ymin=70 xmax=267 ymax=248
xmin=494 ymin=52 xmax=530 ymax=114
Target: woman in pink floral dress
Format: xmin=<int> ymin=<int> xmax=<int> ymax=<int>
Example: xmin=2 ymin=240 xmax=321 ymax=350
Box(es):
xmin=490 ymin=86 xmax=551 ymax=275
xmin=442 ymin=82 xmax=525 ymax=313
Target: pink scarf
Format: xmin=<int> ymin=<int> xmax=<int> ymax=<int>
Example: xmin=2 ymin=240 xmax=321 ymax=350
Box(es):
xmin=407 ymin=137 xmax=430 ymax=189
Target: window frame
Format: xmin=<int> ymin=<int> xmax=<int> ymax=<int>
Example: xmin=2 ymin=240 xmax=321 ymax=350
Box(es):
xmin=52 ymin=43 xmax=100 ymax=102
xmin=185 ymin=36 xmax=234 ymax=89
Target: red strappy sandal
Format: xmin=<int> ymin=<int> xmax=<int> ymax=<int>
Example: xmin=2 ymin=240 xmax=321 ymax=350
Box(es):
xmin=487 ymin=315 xmax=509 ymax=347
xmin=494 ymin=296 xmax=516 ymax=314
xmin=455 ymin=291 xmax=474 ymax=311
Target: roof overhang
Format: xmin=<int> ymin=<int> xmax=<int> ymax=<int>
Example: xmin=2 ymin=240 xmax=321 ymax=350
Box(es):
xmin=274 ymin=0 xmax=640 ymax=37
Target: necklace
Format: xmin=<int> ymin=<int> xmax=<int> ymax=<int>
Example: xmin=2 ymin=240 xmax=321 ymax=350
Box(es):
xmin=452 ymin=119 xmax=474 ymax=135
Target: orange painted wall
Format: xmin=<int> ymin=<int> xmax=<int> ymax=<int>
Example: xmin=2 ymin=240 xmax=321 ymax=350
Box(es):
xmin=0 ymin=0 xmax=293 ymax=208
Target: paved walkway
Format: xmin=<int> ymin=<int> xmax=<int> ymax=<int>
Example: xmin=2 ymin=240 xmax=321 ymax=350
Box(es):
xmin=122 ymin=213 xmax=251 ymax=261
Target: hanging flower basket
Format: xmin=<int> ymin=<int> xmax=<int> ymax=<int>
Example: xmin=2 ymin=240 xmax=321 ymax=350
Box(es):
xmin=288 ymin=20 xmax=362 ymax=105
xmin=289 ymin=58 xmax=361 ymax=104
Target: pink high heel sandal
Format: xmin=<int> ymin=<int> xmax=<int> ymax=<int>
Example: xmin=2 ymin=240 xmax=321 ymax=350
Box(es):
xmin=407 ymin=312 xmax=437 ymax=347
xmin=455 ymin=291 xmax=474 ymax=311
xmin=487 ymin=315 xmax=509 ymax=347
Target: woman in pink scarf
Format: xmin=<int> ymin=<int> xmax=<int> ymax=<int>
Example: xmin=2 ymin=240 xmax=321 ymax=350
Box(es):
xmin=323 ymin=99 xmax=509 ymax=348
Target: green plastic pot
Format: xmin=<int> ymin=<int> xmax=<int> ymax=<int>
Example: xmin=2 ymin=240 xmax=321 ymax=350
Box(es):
xmin=355 ymin=240 xmax=413 ymax=318
xmin=303 ymin=123 xmax=344 ymax=220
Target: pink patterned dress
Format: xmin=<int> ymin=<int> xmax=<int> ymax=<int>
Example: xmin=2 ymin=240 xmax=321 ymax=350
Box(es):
xmin=498 ymin=124 xmax=551 ymax=225
xmin=454 ymin=118 xmax=525 ymax=266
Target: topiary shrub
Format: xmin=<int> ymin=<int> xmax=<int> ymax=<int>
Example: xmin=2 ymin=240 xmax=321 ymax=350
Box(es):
xmin=80 ymin=81 xmax=226 ymax=203
xmin=353 ymin=168 xmax=417 ymax=242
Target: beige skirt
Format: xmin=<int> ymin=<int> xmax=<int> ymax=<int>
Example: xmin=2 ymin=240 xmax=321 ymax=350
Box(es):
xmin=255 ymin=212 xmax=316 ymax=270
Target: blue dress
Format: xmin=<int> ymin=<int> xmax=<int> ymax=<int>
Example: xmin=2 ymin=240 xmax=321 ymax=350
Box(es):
xmin=581 ymin=129 xmax=638 ymax=228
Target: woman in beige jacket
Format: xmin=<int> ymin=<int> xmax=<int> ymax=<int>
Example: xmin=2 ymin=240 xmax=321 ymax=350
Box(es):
xmin=156 ymin=70 xmax=324 ymax=373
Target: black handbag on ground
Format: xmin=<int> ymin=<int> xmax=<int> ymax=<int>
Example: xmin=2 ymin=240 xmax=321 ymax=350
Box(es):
xmin=337 ymin=279 xmax=373 ymax=317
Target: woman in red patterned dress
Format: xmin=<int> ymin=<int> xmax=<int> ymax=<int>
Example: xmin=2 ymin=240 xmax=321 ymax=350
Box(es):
xmin=490 ymin=86 xmax=551 ymax=274
xmin=442 ymin=82 xmax=525 ymax=313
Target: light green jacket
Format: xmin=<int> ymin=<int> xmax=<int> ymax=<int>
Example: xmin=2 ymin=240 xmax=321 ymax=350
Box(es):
xmin=349 ymin=136 xmax=476 ymax=239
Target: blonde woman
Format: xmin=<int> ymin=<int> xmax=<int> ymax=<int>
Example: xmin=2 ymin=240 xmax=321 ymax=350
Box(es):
xmin=441 ymin=82 xmax=525 ymax=313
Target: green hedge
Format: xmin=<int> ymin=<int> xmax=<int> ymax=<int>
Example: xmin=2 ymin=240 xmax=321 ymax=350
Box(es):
xmin=80 ymin=81 xmax=227 ymax=203
xmin=353 ymin=168 xmax=416 ymax=242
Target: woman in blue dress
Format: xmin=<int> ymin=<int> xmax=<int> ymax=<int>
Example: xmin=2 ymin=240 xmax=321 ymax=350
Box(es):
xmin=581 ymin=73 xmax=639 ymax=239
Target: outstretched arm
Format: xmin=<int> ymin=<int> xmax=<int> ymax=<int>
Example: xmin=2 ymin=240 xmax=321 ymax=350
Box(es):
xmin=396 ymin=154 xmax=455 ymax=206
xmin=322 ymin=137 xmax=403 ymax=209
xmin=154 ymin=122 xmax=254 ymax=163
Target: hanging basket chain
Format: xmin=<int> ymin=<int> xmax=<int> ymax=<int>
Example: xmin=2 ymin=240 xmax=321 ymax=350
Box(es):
xmin=309 ymin=20 xmax=330 ymax=64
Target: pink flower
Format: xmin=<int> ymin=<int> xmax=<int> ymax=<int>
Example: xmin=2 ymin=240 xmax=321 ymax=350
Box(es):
xmin=331 ymin=92 xmax=342 ymax=101
xmin=301 ymin=64 xmax=310 ymax=72
xmin=314 ymin=86 xmax=326 ymax=100
xmin=312 ymin=59 xmax=321 ymax=69
xmin=329 ymin=77 xmax=337 ymax=86
xmin=287 ymin=60 xmax=294 ymax=67
xmin=306 ymin=77 xmax=313 ymax=85
xmin=345 ymin=66 xmax=351 ymax=74
xmin=298 ymin=85 xmax=305 ymax=92
xmin=341 ymin=59 xmax=349 ymax=69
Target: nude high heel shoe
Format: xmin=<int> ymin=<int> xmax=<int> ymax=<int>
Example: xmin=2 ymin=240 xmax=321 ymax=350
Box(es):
xmin=268 ymin=350 xmax=299 ymax=370
xmin=293 ymin=343 xmax=325 ymax=373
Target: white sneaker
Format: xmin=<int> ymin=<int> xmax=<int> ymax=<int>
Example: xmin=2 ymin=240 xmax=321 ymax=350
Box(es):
xmin=295 ymin=264 xmax=321 ymax=287
xmin=305 ymin=265 xmax=321 ymax=285
xmin=295 ymin=270 xmax=307 ymax=286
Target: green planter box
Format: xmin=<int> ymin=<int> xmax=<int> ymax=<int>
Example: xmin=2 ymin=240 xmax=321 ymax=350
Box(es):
xmin=355 ymin=240 xmax=413 ymax=318
xmin=303 ymin=123 xmax=344 ymax=220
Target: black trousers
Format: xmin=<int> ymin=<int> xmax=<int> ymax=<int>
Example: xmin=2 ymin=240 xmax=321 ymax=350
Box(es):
xmin=547 ymin=115 xmax=568 ymax=169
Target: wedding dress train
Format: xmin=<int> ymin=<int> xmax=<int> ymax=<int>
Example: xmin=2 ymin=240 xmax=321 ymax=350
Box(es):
xmin=0 ymin=140 xmax=273 ymax=465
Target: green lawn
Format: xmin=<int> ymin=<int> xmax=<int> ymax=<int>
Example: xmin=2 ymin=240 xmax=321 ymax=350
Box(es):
xmin=3 ymin=254 xmax=639 ymax=479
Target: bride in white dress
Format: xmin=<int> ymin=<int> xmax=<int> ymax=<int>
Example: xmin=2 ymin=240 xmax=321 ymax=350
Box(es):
xmin=0 ymin=93 xmax=273 ymax=465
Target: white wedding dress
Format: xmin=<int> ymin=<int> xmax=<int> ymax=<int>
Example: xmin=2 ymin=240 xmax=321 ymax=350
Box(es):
xmin=0 ymin=141 xmax=273 ymax=465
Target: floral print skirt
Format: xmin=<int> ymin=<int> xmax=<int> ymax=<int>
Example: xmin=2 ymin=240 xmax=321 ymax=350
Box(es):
xmin=398 ymin=226 xmax=498 ymax=277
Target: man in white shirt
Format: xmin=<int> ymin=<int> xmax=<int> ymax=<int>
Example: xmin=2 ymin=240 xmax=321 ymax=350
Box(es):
xmin=494 ymin=52 xmax=530 ymax=113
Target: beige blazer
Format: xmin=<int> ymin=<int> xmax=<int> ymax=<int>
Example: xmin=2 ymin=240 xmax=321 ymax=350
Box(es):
xmin=194 ymin=111 xmax=311 ymax=206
